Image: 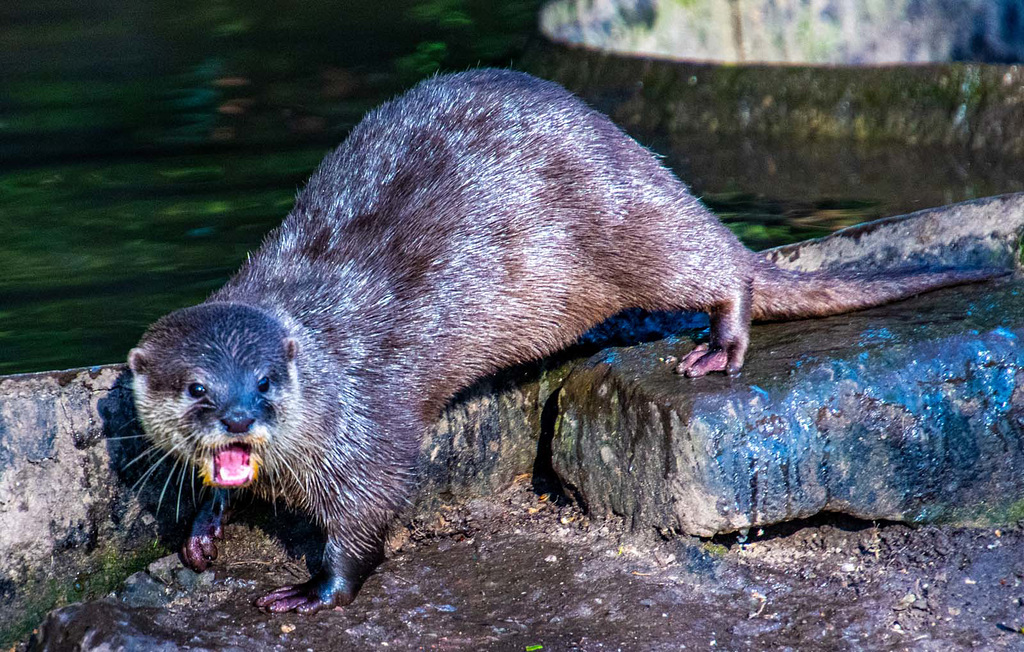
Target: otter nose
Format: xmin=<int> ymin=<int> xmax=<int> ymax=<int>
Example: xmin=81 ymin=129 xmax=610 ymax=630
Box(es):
xmin=221 ymin=416 xmax=255 ymax=434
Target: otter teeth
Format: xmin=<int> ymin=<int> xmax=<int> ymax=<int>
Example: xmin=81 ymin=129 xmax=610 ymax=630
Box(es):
xmin=213 ymin=443 xmax=254 ymax=486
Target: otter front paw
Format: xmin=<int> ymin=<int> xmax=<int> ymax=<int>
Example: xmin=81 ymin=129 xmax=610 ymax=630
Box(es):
xmin=181 ymin=490 xmax=231 ymax=572
xmin=255 ymin=572 xmax=357 ymax=614
xmin=182 ymin=526 xmax=222 ymax=572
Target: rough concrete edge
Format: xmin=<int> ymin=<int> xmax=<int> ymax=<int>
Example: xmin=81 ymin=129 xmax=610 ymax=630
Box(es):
xmin=551 ymin=282 xmax=1024 ymax=539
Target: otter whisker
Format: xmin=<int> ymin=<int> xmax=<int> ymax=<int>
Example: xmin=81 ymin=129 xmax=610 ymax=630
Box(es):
xmin=275 ymin=452 xmax=304 ymax=495
xmin=131 ymin=440 xmax=187 ymax=496
xmin=131 ymin=450 xmax=172 ymax=495
xmin=122 ymin=443 xmax=159 ymax=471
xmin=157 ymin=456 xmax=182 ymax=516
xmin=190 ymin=456 xmax=198 ymax=509
xmin=106 ymin=416 xmax=141 ymax=438
xmin=270 ymin=474 xmax=278 ymax=517
xmin=175 ymin=453 xmax=191 ymax=522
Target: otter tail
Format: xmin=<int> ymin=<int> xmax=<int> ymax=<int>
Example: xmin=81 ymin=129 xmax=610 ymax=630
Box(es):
xmin=751 ymin=264 xmax=1006 ymax=322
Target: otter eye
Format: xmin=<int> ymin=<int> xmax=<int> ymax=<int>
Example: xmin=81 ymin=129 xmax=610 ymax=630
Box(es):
xmin=187 ymin=383 xmax=207 ymax=399
xmin=257 ymin=377 xmax=270 ymax=393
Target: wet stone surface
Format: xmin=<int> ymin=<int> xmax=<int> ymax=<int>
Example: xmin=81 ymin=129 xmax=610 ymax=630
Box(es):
xmin=29 ymin=482 xmax=1024 ymax=651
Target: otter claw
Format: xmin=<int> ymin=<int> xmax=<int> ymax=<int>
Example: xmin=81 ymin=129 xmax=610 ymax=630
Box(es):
xmin=674 ymin=343 xmax=735 ymax=377
xmin=256 ymin=585 xmax=323 ymax=614
xmin=256 ymin=573 xmax=356 ymax=614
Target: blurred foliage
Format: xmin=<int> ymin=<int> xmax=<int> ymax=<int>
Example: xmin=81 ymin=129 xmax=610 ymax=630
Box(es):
xmin=704 ymin=193 xmax=879 ymax=251
xmin=396 ymin=0 xmax=542 ymax=79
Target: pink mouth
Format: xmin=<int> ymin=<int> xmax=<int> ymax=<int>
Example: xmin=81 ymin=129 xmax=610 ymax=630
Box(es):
xmin=212 ymin=443 xmax=255 ymax=487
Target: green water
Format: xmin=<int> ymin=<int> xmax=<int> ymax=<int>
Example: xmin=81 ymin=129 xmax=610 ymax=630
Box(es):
xmin=1 ymin=1 xmax=1021 ymax=375
xmin=0 ymin=0 xmax=542 ymax=374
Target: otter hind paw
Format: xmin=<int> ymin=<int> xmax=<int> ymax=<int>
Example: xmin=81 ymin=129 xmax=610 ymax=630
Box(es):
xmin=255 ymin=572 xmax=356 ymax=614
xmin=674 ymin=343 xmax=730 ymax=377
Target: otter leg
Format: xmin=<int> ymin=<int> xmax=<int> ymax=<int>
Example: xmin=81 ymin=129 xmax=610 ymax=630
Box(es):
xmin=254 ymin=414 xmax=418 ymax=614
xmin=675 ymin=283 xmax=752 ymax=377
xmin=181 ymin=488 xmax=232 ymax=572
xmin=256 ymin=531 xmax=386 ymax=614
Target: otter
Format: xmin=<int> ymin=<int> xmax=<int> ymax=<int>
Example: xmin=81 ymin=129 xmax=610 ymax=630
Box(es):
xmin=128 ymin=69 xmax=998 ymax=614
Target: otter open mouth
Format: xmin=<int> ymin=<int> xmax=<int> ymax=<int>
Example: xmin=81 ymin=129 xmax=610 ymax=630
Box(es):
xmin=212 ymin=443 xmax=255 ymax=487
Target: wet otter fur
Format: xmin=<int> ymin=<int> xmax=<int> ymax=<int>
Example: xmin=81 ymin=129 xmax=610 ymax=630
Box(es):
xmin=128 ymin=69 xmax=998 ymax=613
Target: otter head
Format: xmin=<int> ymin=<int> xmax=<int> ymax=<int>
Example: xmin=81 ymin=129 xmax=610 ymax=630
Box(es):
xmin=128 ymin=302 xmax=299 ymax=489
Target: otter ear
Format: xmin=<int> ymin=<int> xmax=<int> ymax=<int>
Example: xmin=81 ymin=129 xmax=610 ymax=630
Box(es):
xmin=128 ymin=347 xmax=150 ymax=375
xmin=284 ymin=338 xmax=299 ymax=361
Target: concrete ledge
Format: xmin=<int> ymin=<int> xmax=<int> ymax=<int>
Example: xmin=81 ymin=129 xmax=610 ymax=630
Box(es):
xmin=525 ymin=44 xmax=1024 ymax=158
xmin=0 ymin=367 xmax=165 ymax=645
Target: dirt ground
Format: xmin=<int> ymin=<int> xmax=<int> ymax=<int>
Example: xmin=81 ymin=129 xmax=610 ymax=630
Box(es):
xmin=30 ymin=479 xmax=1024 ymax=651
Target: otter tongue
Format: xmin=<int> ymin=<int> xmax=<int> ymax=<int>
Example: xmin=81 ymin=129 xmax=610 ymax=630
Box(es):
xmin=213 ymin=444 xmax=253 ymax=486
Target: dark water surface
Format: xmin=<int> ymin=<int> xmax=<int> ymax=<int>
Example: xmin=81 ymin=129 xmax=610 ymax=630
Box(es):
xmin=1 ymin=1 xmax=1020 ymax=375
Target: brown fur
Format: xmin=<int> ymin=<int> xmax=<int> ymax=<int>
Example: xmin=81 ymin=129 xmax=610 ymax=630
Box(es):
xmin=130 ymin=69 xmax=998 ymax=614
